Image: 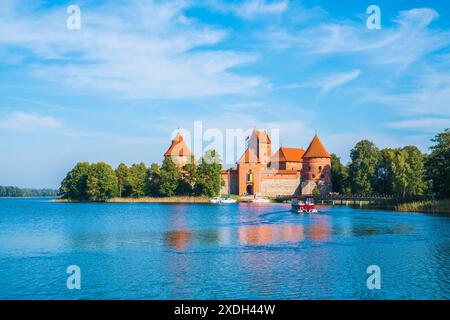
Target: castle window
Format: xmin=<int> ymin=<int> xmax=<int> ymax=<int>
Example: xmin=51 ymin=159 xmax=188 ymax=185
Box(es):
xmin=319 ymin=166 xmax=322 ymax=171
xmin=312 ymin=174 xmax=315 ymax=179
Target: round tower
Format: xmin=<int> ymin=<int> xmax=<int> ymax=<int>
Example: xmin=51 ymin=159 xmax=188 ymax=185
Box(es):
xmin=301 ymin=134 xmax=332 ymax=195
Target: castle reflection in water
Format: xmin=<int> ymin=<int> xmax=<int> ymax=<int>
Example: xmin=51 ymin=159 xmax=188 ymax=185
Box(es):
xmin=163 ymin=218 xmax=333 ymax=251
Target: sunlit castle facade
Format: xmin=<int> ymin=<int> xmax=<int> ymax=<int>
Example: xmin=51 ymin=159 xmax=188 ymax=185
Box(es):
xmin=164 ymin=130 xmax=332 ymax=196
xmin=221 ymin=130 xmax=332 ymax=196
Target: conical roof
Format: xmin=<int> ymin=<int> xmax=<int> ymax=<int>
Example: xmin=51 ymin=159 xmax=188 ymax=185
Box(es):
xmin=164 ymin=133 xmax=192 ymax=157
xmin=303 ymin=134 xmax=330 ymax=158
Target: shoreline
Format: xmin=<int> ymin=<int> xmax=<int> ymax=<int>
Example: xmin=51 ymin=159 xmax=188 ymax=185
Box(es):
xmin=51 ymin=197 xmax=450 ymax=214
xmin=359 ymin=198 xmax=450 ymax=214
xmin=53 ymin=196 xmax=211 ymax=203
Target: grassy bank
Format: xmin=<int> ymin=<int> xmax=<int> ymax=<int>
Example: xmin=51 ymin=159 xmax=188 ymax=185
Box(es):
xmin=361 ymin=198 xmax=450 ymax=214
xmin=108 ymin=197 xmax=210 ymax=203
xmin=394 ymin=199 xmax=450 ymax=214
xmin=54 ymin=197 xmax=211 ymax=203
xmin=52 ymin=195 xmax=288 ymax=204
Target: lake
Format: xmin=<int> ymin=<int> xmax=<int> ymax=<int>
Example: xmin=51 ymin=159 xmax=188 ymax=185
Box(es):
xmin=0 ymin=198 xmax=449 ymax=299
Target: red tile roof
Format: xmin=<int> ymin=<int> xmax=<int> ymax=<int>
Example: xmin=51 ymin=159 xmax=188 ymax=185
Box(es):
xmin=271 ymin=147 xmax=304 ymax=162
xmin=303 ymin=134 xmax=331 ymax=158
xmin=164 ymin=133 xmax=192 ymax=157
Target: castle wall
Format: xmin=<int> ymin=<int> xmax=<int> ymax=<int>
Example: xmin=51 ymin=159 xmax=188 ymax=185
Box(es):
xmin=220 ymin=170 xmax=238 ymax=195
xmin=268 ymin=161 xmax=302 ymax=171
xmin=260 ymin=171 xmax=301 ymax=197
xmin=286 ymin=162 xmax=303 ymax=171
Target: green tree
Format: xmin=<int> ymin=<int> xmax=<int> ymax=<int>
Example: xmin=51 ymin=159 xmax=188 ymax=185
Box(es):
xmin=330 ymin=153 xmax=350 ymax=194
xmin=427 ymin=129 xmax=450 ymax=197
xmin=312 ymin=187 xmax=321 ymax=196
xmin=124 ymin=162 xmax=150 ymax=198
xmin=402 ymin=146 xmax=428 ymax=196
xmin=194 ymin=150 xmax=222 ymax=197
xmin=86 ymin=162 xmax=119 ymax=201
xmin=390 ymin=150 xmax=409 ymax=197
xmin=376 ymin=148 xmax=396 ymax=195
xmin=115 ymin=163 xmax=129 ymax=198
xmin=349 ymin=140 xmax=380 ymax=194
xmin=147 ymin=163 xmax=161 ymax=196
xmin=177 ymin=156 xmax=197 ymax=196
xmin=159 ymin=157 xmax=181 ymax=197
xmin=59 ymin=162 xmax=91 ymax=200
xmin=376 ymin=147 xmax=428 ymax=197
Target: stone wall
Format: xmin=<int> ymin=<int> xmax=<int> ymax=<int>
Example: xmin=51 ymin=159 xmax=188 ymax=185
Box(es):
xmin=220 ymin=170 xmax=238 ymax=195
xmin=260 ymin=172 xmax=301 ymax=196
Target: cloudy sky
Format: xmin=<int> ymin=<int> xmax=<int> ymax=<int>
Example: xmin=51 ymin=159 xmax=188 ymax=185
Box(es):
xmin=1 ymin=0 xmax=450 ymax=188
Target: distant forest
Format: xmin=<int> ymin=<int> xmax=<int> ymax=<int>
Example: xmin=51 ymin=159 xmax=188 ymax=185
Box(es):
xmin=0 ymin=186 xmax=58 ymax=197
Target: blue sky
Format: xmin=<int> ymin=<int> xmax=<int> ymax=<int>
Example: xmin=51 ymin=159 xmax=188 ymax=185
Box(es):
xmin=1 ymin=0 xmax=450 ymax=188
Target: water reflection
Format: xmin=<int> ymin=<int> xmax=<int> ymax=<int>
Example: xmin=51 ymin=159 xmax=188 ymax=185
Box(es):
xmin=163 ymin=220 xmax=334 ymax=251
xmin=164 ymin=231 xmax=192 ymax=251
xmin=239 ymin=224 xmax=304 ymax=245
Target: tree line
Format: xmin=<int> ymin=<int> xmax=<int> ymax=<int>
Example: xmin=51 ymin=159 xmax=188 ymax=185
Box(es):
xmin=0 ymin=186 xmax=58 ymax=197
xmin=331 ymin=129 xmax=450 ymax=198
xmin=59 ymin=150 xmax=223 ymax=201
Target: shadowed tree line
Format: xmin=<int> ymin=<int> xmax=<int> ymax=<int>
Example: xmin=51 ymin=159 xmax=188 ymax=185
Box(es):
xmin=0 ymin=186 xmax=58 ymax=197
xmin=331 ymin=129 xmax=450 ymax=198
xmin=59 ymin=150 xmax=223 ymax=201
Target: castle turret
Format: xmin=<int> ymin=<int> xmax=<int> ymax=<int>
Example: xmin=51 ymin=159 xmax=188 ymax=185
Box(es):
xmin=301 ymin=134 xmax=332 ymax=195
xmin=164 ymin=133 xmax=192 ymax=167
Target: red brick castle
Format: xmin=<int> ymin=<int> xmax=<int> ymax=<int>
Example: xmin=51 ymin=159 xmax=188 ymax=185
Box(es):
xmin=164 ymin=129 xmax=332 ymax=196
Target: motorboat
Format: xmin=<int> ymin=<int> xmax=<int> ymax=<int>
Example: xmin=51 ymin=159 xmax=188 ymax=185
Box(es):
xmin=252 ymin=197 xmax=270 ymax=203
xmin=291 ymin=197 xmax=318 ymax=213
xmin=209 ymin=197 xmax=221 ymax=204
xmin=220 ymin=196 xmax=237 ymax=204
xmin=209 ymin=196 xmax=237 ymax=204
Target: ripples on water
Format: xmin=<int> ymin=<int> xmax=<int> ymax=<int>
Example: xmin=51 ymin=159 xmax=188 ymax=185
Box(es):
xmin=0 ymin=198 xmax=449 ymax=299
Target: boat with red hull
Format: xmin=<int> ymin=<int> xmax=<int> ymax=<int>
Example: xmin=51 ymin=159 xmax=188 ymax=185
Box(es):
xmin=291 ymin=196 xmax=318 ymax=213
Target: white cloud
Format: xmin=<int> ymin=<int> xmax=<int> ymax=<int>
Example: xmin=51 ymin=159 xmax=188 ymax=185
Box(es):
xmin=238 ymin=0 xmax=288 ymax=19
xmin=277 ymin=69 xmax=361 ymax=94
xmin=206 ymin=0 xmax=288 ymax=20
xmin=318 ymin=69 xmax=361 ymax=94
xmin=385 ymin=118 xmax=450 ymax=131
xmin=0 ymin=112 xmax=63 ymax=132
xmin=359 ymin=63 xmax=450 ymax=117
xmin=263 ymin=8 xmax=449 ymax=67
xmin=0 ymin=0 xmax=264 ymax=99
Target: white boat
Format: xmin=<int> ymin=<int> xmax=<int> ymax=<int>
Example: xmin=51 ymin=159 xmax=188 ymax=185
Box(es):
xmin=220 ymin=197 xmax=237 ymax=204
xmin=209 ymin=197 xmax=221 ymax=204
xmin=209 ymin=196 xmax=237 ymax=204
xmin=252 ymin=197 xmax=270 ymax=203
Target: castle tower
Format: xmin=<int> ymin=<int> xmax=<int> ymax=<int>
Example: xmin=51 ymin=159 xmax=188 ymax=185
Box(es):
xmin=164 ymin=132 xmax=192 ymax=167
xmin=237 ymin=147 xmax=262 ymax=195
xmin=247 ymin=129 xmax=271 ymax=166
xmin=301 ymin=134 xmax=332 ymax=195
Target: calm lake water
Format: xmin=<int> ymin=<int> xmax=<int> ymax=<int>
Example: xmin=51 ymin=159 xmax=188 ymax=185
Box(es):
xmin=0 ymin=198 xmax=449 ymax=300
